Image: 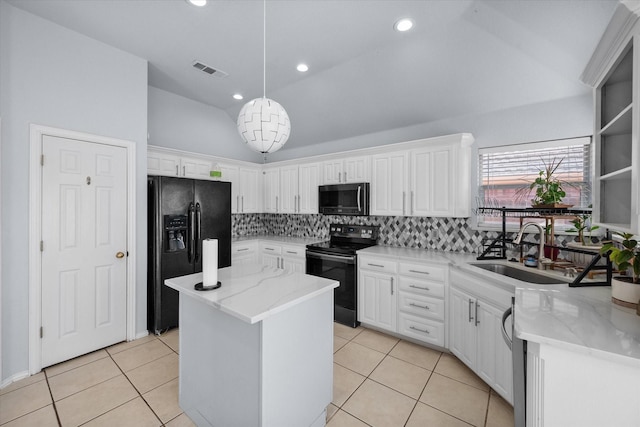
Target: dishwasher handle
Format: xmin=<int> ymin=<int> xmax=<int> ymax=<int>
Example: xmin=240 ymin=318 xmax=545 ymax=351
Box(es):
xmin=501 ymin=306 xmax=513 ymax=350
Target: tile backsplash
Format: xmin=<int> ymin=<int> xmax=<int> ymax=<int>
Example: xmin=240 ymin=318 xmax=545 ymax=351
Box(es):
xmin=232 ymin=213 xmax=581 ymax=254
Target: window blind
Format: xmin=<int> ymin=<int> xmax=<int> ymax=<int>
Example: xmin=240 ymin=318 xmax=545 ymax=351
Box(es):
xmin=477 ymin=137 xmax=592 ymax=227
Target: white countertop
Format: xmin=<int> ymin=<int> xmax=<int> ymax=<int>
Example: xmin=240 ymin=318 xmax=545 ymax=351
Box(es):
xmin=233 ymin=235 xmax=324 ymax=246
xmin=357 ymin=245 xmax=452 ymax=264
xmin=360 ymin=245 xmax=640 ymax=365
xmin=164 ymin=264 xmax=339 ymax=324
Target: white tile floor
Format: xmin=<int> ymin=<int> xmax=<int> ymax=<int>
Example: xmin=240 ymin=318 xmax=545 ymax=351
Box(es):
xmin=0 ymin=325 xmax=514 ymax=426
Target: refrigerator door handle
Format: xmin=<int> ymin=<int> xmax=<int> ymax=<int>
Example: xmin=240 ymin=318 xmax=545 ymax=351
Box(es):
xmin=187 ymin=202 xmax=195 ymax=263
xmin=195 ymin=203 xmax=202 ymax=262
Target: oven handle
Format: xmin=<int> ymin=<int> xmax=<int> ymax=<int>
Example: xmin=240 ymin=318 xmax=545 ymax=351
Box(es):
xmin=306 ymin=251 xmax=356 ymax=264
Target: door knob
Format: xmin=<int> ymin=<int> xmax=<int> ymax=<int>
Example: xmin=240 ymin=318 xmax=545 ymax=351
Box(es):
xmin=116 ymin=252 xmax=125 ymax=259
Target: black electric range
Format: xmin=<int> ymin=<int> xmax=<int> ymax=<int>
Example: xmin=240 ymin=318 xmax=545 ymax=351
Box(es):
xmin=306 ymin=224 xmax=379 ymax=327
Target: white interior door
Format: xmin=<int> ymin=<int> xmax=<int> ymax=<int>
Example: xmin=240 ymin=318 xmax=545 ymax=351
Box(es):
xmin=41 ymin=135 xmax=128 ymax=368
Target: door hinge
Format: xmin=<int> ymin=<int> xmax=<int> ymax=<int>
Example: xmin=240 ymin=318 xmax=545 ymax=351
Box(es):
xmin=40 ymin=241 xmax=44 ymax=252
xmin=40 ymin=154 xmax=44 ymax=166
xmin=40 ymin=327 xmax=43 ymax=338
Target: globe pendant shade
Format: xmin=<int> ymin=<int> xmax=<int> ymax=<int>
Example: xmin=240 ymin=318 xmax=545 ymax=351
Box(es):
xmin=237 ymin=97 xmax=291 ymax=154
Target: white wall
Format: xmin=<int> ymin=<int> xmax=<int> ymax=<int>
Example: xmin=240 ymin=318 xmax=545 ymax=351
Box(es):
xmin=265 ymin=93 xmax=593 ymax=162
xmin=0 ymin=2 xmax=148 ymax=382
xmin=148 ymin=87 xmax=263 ymax=163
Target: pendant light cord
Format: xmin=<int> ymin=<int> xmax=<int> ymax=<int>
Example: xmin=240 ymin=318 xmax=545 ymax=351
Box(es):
xmin=263 ymin=0 xmax=266 ymax=99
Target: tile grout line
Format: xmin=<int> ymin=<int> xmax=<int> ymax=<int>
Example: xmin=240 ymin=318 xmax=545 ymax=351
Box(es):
xmin=335 ymin=326 xmax=495 ymax=427
xmin=43 ymin=369 xmax=63 ymax=427
xmin=107 ymin=335 xmax=166 ymax=427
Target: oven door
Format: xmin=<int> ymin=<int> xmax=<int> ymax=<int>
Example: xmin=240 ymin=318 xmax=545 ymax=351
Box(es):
xmin=306 ymin=250 xmax=359 ymax=327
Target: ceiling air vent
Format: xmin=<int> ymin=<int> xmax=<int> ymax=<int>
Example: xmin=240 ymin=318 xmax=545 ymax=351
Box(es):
xmin=192 ymin=61 xmax=228 ymax=78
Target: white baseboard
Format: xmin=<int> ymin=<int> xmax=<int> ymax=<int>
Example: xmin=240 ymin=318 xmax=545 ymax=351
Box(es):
xmin=0 ymin=370 xmax=32 ymax=390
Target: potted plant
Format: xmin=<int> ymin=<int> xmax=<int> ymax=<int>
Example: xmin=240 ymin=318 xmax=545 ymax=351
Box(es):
xmin=565 ymin=213 xmax=602 ymax=267
xmin=600 ymin=232 xmax=640 ymax=308
xmin=528 ymin=158 xmax=571 ymax=208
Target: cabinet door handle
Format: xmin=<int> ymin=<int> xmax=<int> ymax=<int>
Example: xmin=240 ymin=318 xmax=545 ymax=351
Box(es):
xmin=402 ymin=192 xmax=406 ymax=216
xmin=339 ymin=171 xmax=342 ymax=183
xmin=276 ymin=196 xmax=279 ymax=213
xmin=408 ymin=269 xmax=429 ymax=275
xmin=391 ymin=277 xmax=394 ymax=295
xmin=286 ymin=251 xmax=297 ymax=255
xmin=183 ymin=165 xmax=186 ymax=176
xmin=411 ymin=190 xmax=414 ymax=215
xmin=237 ymin=248 xmax=249 ymax=252
xmin=368 ymin=263 xmax=385 ymax=268
xmin=410 ymin=326 xmax=430 ymax=334
xmin=265 ymin=248 xmax=275 ymax=251
xmin=236 ymin=195 xmax=240 ymax=213
xmin=409 ymin=284 xmax=430 ymax=291
xmin=175 ymin=165 xmax=179 ymax=176
xmin=468 ymin=299 xmax=474 ymax=323
xmin=241 ymin=196 xmax=244 ymax=212
xmin=475 ymin=301 xmax=480 ymax=327
xmin=409 ymin=302 xmax=430 ymax=310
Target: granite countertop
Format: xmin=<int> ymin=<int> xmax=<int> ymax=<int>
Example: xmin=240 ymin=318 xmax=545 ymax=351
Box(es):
xmin=359 ymin=245 xmax=640 ymax=365
xmin=164 ymin=264 xmax=338 ymax=324
xmin=233 ymin=235 xmax=324 ymax=246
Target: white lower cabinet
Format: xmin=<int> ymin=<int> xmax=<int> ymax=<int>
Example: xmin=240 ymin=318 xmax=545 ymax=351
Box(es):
xmin=449 ymin=269 xmax=513 ymax=404
xmin=231 ymin=241 xmax=259 ymax=267
xmin=358 ymin=255 xmax=447 ymax=347
xmin=359 ymin=268 xmax=397 ymax=331
xmin=259 ymin=242 xmax=305 ymax=272
xmin=281 ymin=244 xmax=305 ymax=273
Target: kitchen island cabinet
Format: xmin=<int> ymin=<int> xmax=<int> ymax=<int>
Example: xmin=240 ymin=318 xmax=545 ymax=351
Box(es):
xmin=165 ymin=264 xmax=338 ymax=427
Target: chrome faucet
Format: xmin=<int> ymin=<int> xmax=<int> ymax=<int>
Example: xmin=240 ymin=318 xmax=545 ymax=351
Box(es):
xmin=513 ymin=222 xmax=549 ymax=269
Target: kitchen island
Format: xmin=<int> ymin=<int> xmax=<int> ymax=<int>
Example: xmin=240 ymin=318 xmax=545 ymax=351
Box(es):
xmin=165 ymin=264 xmax=339 ymax=427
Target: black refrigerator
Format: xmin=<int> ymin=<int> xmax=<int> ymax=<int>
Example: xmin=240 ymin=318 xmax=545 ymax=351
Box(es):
xmin=147 ymin=176 xmax=231 ymax=334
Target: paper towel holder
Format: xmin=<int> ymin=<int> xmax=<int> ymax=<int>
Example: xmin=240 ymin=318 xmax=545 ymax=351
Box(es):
xmin=194 ymin=281 xmax=222 ymax=291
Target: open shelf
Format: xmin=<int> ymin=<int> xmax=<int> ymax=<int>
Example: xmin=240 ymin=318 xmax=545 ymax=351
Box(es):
xmin=600 ymin=103 xmax=632 ymax=136
xmin=599 ymin=166 xmax=632 ymax=181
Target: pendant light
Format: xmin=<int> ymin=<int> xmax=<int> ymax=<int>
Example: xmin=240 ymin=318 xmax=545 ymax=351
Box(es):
xmin=237 ymin=0 xmax=290 ymax=154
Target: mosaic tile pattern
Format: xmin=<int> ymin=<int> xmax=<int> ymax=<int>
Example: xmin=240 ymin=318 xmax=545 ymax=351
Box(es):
xmin=232 ymin=214 xmax=583 ymax=254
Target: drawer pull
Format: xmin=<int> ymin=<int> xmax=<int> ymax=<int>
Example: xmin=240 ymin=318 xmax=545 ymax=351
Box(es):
xmin=265 ymin=248 xmax=275 ymax=251
xmin=286 ymin=251 xmax=297 ymax=254
xmin=409 ymin=302 xmax=430 ymax=310
xmin=409 ymin=269 xmax=430 ymax=275
xmin=409 ymin=284 xmax=430 ymax=291
xmin=410 ymin=326 xmax=430 ymax=334
xmin=368 ymin=263 xmax=385 ymax=268
xmin=237 ymin=248 xmax=249 ymax=252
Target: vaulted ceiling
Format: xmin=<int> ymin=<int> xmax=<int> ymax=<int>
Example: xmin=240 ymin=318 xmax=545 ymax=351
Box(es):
xmin=7 ymin=0 xmax=618 ymax=149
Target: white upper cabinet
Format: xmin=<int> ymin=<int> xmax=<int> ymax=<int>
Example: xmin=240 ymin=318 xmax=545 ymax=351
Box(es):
xmin=371 ymin=152 xmax=409 ymax=216
xmin=148 ymin=133 xmax=473 ymax=217
xmin=220 ymin=164 xmax=261 ymax=214
xmin=148 ymin=148 xmax=212 ymax=180
xmin=263 ymin=167 xmax=280 ymax=213
xmin=279 ymin=165 xmax=299 ymax=214
xmin=322 ymin=156 xmax=369 ymax=184
xmin=370 ymin=134 xmax=473 ymax=217
xmin=220 ymin=164 xmax=240 ymax=213
xmin=298 ymin=163 xmax=321 ymax=214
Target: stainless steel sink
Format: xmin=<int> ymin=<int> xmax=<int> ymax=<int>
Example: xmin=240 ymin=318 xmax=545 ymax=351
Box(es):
xmin=470 ymin=263 xmax=566 ymax=284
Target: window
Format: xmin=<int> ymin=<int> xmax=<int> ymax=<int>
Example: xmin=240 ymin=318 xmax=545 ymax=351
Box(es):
xmin=477 ymin=137 xmax=592 ymax=229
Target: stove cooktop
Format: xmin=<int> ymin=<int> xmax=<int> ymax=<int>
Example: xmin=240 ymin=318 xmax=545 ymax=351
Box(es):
xmin=306 ymin=224 xmax=379 ymax=255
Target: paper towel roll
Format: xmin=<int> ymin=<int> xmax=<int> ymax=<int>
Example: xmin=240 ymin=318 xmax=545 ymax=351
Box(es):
xmin=202 ymin=239 xmax=218 ymax=286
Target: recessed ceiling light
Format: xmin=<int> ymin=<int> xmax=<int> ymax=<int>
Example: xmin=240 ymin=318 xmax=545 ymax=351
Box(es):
xmin=296 ymin=63 xmax=309 ymax=72
xmin=394 ymin=18 xmax=414 ymax=32
xmin=233 ymin=94 xmax=244 ymax=100
xmin=186 ymin=0 xmax=207 ymax=7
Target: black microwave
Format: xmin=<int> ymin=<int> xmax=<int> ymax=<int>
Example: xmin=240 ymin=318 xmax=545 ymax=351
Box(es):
xmin=318 ymin=183 xmax=370 ymax=216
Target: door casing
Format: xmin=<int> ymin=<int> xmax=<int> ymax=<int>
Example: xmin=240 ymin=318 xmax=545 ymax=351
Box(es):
xmin=28 ymin=124 xmax=137 ymax=374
